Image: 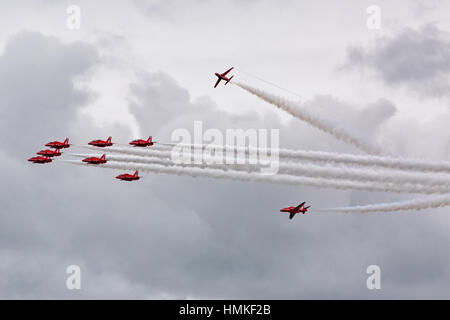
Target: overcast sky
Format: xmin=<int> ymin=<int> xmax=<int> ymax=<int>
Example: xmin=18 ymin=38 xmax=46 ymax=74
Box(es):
xmin=0 ymin=0 xmax=450 ymax=299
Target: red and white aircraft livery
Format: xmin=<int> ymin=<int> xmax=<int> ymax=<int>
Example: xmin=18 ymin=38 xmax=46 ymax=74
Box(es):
xmin=45 ymin=138 xmax=70 ymax=149
xmin=280 ymin=202 xmax=310 ymax=219
xmin=82 ymin=154 xmax=106 ymax=164
xmin=88 ymin=136 xmax=112 ymax=147
xmin=37 ymin=149 xmax=61 ymax=157
xmin=28 ymin=156 xmax=52 ymax=164
xmin=116 ymin=170 xmax=140 ymax=181
xmin=129 ymin=136 xmax=154 ymax=147
xmin=214 ymin=67 xmax=234 ymax=88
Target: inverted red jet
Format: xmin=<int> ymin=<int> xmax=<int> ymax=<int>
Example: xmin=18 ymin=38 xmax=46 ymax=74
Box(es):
xmin=82 ymin=154 xmax=106 ymax=164
xmin=214 ymin=67 xmax=234 ymax=88
xmin=45 ymin=138 xmax=70 ymax=149
xmin=37 ymin=149 xmax=61 ymax=157
xmin=280 ymin=202 xmax=310 ymax=219
xmin=88 ymin=136 xmax=112 ymax=147
xmin=129 ymin=136 xmax=154 ymax=147
xmin=116 ymin=170 xmax=140 ymax=181
xmin=28 ymin=156 xmax=52 ymax=164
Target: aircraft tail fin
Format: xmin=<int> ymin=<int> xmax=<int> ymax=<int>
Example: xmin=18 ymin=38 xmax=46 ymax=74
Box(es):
xmin=107 ymin=136 xmax=112 ymax=144
xmin=147 ymin=136 xmax=152 ymax=142
xmin=134 ymin=170 xmax=138 ymax=177
xmin=226 ymin=76 xmax=234 ymax=85
xmin=64 ymin=138 xmax=69 ymax=145
xmin=101 ymin=154 xmax=106 ymax=161
xmin=295 ymin=202 xmax=306 ymax=210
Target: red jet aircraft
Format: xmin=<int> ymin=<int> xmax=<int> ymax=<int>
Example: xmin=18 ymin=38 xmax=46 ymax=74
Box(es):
xmin=45 ymin=138 xmax=70 ymax=149
xmin=28 ymin=156 xmax=52 ymax=164
xmin=214 ymin=67 xmax=234 ymax=88
xmin=280 ymin=202 xmax=310 ymax=219
xmin=88 ymin=136 xmax=112 ymax=147
xmin=129 ymin=136 xmax=154 ymax=147
xmin=37 ymin=149 xmax=61 ymax=157
xmin=82 ymin=154 xmax=106 ymax=164
xmin=116 ymin=170 xmax=140 ymax=181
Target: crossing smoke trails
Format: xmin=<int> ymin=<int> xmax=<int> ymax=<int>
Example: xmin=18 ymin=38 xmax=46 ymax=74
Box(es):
xmin=231 ymin=80 xmax=450 ymax=212
xmin=71 ymin=152 xmax=450 ymax=189
xmin=323 ymin=194 xmax=450 ymax=213
xmin=74 ymin=76 xmax=450 ymax=212
xmin=234 ymin=81 xmax=382 ymax=155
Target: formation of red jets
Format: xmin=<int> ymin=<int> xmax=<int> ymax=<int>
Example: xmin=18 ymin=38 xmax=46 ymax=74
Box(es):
xmin=26 ymin=68 xmax=311 ymax=218
xmin=27 ymin=136 xmax=155 ymax=182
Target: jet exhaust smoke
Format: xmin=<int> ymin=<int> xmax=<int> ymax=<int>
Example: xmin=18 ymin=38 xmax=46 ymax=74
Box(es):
xmin=324 ymin=194 xmax=450 ymax=213
xmin=66 ymin=160 xmax=450 ymax=194
xmin=234 ymin=81 xmax=382 ymax=155
xmin=156 ymin=142 xmax=450 ymax=174
xmin=86 ymin=151 xmax=450 ymax=189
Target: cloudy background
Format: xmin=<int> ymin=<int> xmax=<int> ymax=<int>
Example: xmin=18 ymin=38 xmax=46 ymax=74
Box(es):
xmin=0 ymin=0 xmax=449 ymax=299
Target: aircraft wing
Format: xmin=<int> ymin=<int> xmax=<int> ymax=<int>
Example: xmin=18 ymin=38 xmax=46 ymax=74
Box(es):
xmin=289 ymin=212 xmax=296 ymax=219
xmin=295 ymin=202 xmax=305 ymax=210
xmin=221 ymin=67 xmax=233 ymax=76
xmin=214 ymin=78 xmax=221 ymax=88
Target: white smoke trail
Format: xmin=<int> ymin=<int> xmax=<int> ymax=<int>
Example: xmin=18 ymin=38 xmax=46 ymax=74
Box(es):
xmin=85 ymin=143 xmax=450 ymax=175
xmin=76 ymin=152 xmax=450 ymax=189
xmin=66 ymin=160 xmax=450 ymax=194
xmin=72 ymin=150 xmax=450 ymax=191
xmin=156 ymin=142 xmax=450 ymax=174
xmin=277 ymin=162 xmax=450 ymax=188
xmin=324 ymin=194 xmax=450 ymax=213
xmin=83 ymin=146 xmax=173 ymax=158
xmin=234 ymin=81 xmax=382 ymax=155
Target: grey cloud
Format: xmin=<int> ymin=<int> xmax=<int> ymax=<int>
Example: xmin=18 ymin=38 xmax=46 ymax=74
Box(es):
xmin=344 ymin=24 xmax=450 ymax=98
xmin=0 ymin=31 xmax=98 ymax=158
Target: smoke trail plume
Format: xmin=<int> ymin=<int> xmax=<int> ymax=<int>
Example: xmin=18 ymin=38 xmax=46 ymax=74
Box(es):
xmin=157 ymin=142 xmax=450 ymax=174
xmin=234 ymin=81 xmax=382 ymax=155
xmin=84 ymin=146 xmax=173 ymax=158
xmin=76 ymin=151 xmax=450 ymax=189
xmin=66 ymin=160 xmax=449 ymax=194
xmin=324 ymin=194 xmax=450 ymax=213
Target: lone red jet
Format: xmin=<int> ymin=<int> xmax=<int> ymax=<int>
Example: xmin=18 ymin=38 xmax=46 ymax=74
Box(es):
xmin=82 ymin=154 xmax=106 ymax=164
xmin=28 ymin=156 xmax=52 ymax=164
xmin=116 ymin=170 xmax=140 ymax=181
xmin=129 ymin=136 xmax=154 ymax=147
xmin=45 ymin=138 xmax=70 ymax=149
xmin=37 ymin=149 xmax=61 ymax=157
xmin=88 ymin=136 xmax=112 ymax=147
xmin=214 ymin=67 xmax=234 ymax=88
xmin=280 ymin=202 xmax=310 ymax=219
